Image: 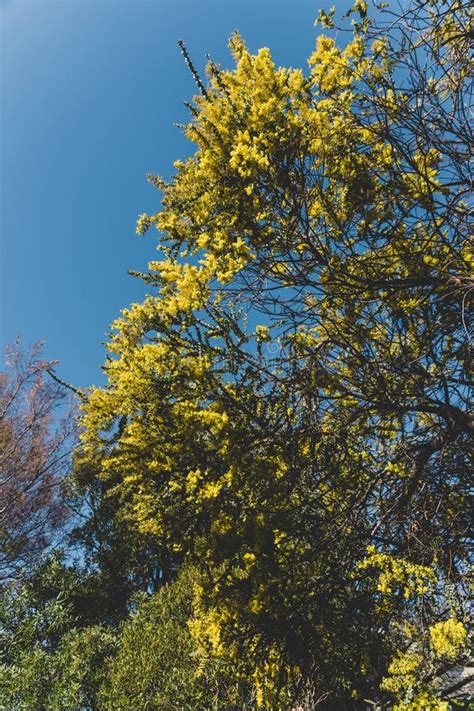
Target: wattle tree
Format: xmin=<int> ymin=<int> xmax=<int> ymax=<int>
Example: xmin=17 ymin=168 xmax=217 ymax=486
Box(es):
xmin=70 ymin=1 xmax=472 ymax=707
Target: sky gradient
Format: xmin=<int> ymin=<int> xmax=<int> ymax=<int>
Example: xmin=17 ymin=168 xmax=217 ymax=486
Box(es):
xmin=1 ymin=0 xmax=348 ymax=387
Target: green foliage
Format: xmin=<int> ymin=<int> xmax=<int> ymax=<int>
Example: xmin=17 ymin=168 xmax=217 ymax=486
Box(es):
xmin=0 ymin=558 xmax=115 ymax=710
xmin=0 ymin=562 xmax=254 ymax=710
xmin=1 ymin=625 xmax=115 ymax=710
xmin=67 ymin=453 xmax=172 ymax=623
xmin=99 ymin=565 xmax=253 ymax=710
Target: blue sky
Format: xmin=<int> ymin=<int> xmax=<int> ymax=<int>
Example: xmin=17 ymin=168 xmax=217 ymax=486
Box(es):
xmin=1 ymin=0 xmax=348 ymax=388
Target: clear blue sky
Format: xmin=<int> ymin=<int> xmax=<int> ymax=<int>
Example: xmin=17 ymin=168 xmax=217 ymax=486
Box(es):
xmin=1 ymin=0 xmax=349 ymax=388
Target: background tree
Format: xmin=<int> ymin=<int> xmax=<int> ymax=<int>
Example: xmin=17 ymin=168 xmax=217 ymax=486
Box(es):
xmin=0 ymin=557 xmax=255 ymax=710
xmin=0 ymin=339 xmax=76 ymax=584
xmin=66 ymin=439 xmax=177 ymax=622
xmin=0 ymin=555 xmax=116 ymax=710
xmin=98 ymin=565 xmax=254 ymax=710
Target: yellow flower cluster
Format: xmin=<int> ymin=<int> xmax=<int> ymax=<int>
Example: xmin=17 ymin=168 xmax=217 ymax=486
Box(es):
xmin=357 ymin=546 xmax=436 ymax=598
xmin=393 ymin=693 xmax=449 ymax=711
xmin=381 ymin=651 xmax=423 ymax=693
xmin=429 ymin=618 xmax=467 ymax=658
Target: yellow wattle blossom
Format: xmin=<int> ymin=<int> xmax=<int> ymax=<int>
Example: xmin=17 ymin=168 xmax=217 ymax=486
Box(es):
xmin=393 ymin=693 xmax=449 ymax=711
xmin=255 ymin=324 xmax=271 ymax=342
xmin=429 ymin=618 xmax=467 ymax=658
xmin=381 ymin=651 xmax=423 ymax=693
xmin=136 ymin=212 xmax=151 ymax=235
xmin=357 ymin=546 xmax=436 ymax=598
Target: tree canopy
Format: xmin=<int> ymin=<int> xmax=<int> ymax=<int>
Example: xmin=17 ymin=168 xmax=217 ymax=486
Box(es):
xmin=77 ymin=0 xmax=472 ymax=707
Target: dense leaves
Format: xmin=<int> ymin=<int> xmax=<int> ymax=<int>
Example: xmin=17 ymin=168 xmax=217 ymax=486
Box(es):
xmin=99 ymin=566 xmax=253 ymax=710
xmin=0 ymin=561 xmax=253 ymax=710
xmin=0 ymin=556 xmax=116 ymax=710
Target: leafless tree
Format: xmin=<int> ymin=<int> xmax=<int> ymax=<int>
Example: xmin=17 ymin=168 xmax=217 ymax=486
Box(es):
xmin=0 ymin=338 xmax=76 ymax=584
